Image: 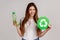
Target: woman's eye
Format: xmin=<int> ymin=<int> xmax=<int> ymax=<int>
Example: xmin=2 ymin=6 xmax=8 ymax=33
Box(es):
xmin=33 ymin=9 xmax=35 ymax=10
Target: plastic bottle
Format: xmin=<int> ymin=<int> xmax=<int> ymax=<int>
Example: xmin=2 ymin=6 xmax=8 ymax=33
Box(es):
xmin=12 ymin=12 xmax=17 ymax=25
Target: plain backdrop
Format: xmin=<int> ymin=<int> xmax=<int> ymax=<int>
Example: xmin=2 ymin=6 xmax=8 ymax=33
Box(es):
xmin=0 ymin=0 xmax=60 ymax=40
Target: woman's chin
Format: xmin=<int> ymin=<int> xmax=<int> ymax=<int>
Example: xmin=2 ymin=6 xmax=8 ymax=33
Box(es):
xmin=30 ymin=15 xmax=34 ymax=17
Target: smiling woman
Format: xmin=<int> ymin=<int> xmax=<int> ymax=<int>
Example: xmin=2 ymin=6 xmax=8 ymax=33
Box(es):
xmin=13 ymin=2 xmax=51 ymax=40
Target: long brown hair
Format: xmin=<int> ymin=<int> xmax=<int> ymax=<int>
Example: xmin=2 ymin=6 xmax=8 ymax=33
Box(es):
xmin=20 ymin=2 xmax=41 ymax=36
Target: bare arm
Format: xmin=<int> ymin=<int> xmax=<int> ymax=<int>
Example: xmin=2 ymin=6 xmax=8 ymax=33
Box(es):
xmin=16 ymin=26 xmax=22 ymax=37
xmin=38 ymin=25 xmax=51 ymax=38
xmin=13 ymin=21 xmax=22 ymax=37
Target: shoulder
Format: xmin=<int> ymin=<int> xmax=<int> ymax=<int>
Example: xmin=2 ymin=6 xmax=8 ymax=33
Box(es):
xmin=20 ymin=17 xmax=24 ymax=23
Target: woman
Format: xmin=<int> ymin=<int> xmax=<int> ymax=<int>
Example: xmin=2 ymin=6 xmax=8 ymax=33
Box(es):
xmin=13 ymin=2 xmax=51 ymax=40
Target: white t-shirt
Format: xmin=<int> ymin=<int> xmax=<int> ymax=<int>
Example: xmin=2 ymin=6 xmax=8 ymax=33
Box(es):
xmin=20 ymin=18 xmax=38 ymax=40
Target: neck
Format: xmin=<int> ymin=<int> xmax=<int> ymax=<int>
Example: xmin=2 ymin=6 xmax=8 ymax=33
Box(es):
xmin=29 ymin=16 xmax=33 ymax=19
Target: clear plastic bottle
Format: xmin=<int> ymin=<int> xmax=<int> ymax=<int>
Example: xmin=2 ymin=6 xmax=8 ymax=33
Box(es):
xmin=12 ymin=12 xmax=17 ymax=25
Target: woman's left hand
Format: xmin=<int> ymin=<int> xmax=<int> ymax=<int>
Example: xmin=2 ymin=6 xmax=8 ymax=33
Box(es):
xmin=46 ymin=24 xmax=52 ymax=31
xmin=38 ymin=24 xmax=52 ymax=38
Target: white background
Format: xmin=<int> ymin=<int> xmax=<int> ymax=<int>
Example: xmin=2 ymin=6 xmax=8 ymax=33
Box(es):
xmin=0 ymin=0 xmax=60 ymax=40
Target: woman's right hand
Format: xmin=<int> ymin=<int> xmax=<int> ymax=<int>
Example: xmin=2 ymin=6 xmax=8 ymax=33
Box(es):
xmin=13 ymin=21 xmax=17 ymax=26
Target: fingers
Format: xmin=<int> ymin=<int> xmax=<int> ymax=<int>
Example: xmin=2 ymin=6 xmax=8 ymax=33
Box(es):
xmin=48 ymin=24 xmax=52 ymax=27
xmin=47 ymin=24 xmax=52 ymax=30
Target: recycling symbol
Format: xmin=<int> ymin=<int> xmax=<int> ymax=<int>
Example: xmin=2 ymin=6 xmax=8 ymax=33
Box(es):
xmin=37 ymin=16 xmax=49 ymax=30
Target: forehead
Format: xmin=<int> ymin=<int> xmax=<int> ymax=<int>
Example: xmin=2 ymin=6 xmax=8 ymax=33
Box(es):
xmin=29 ymin=6 xmax=35 ymax=9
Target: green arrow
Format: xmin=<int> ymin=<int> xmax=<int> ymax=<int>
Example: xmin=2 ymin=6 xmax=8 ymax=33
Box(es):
xmin=37 ymin=16 xmax=49 ymax=30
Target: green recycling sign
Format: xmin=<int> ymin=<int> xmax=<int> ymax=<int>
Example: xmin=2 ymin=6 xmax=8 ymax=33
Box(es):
xmin=37 ymin=16 xmax=49 ymax=30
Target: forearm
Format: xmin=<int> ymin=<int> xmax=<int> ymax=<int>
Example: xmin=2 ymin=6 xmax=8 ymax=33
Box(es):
xmin=16 ymin=27 xmax=22 ymax=37
xmin=39 ymin=27 xmax=51 ymax=38
xmin=39 ymin=29 xmax=49 ymax=37
xmin=13 ymin=21 xmax=22 ymax=36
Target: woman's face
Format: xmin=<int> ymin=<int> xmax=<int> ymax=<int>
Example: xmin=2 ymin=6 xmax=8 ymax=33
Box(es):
xmin=29 ymin=6 xmax=36 ymax=17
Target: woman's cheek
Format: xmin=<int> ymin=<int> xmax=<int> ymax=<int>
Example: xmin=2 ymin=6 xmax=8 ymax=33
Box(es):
xmin=29 ymin=11 xmax=32 ymax=16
